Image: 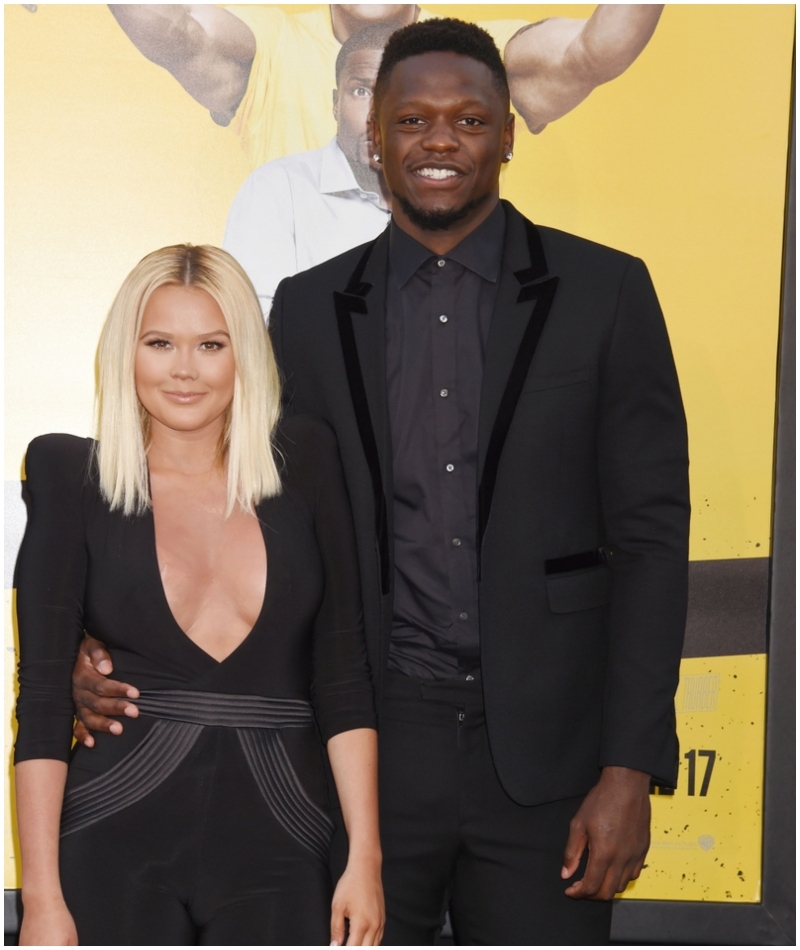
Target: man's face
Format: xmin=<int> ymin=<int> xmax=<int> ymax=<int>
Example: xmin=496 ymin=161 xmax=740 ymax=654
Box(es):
xmin=334 ymin=49 xmax=384 ymax=170
xmin=372 ymin=51 xmax=514 ymax=238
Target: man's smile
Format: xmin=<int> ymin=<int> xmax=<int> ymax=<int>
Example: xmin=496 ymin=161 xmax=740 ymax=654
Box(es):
xmin=414 ymin=166 xmax=462 ymax=181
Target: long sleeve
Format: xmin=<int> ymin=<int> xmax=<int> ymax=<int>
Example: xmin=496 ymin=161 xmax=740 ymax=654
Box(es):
xmin=14 ymin=435 xmax=93 ymax=764
xmin=282 ymin=416 xmax=376 ymax=742
xmin=597 ymin=257 xmax=690 ymax=785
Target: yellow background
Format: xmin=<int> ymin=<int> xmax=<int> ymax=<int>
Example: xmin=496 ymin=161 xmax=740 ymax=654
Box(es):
xmin=625 ymin=654 xmax=767 ymax=902
xmin=5 ymin=4 xmax=794 ymax=897
xmin=5 ymin=4 xmax=794 ymax=559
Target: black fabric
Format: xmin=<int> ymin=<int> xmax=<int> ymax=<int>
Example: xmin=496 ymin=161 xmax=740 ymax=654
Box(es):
xmin=335 ymin=284 xmax=390 ymax=595
xmin=545 ymin=547 xmax=608 ymax=575
xmin=477 ymin=273 xmax=558 ymax=560
xmin=270 ymin=200 xmax=689 ymax=805
xmin=385 ymin=204 xmax=504 ymax=680
xmin=269 ymin=200 xmax=688 ymax=940
xmin=59 ymin=726 xmax=332 ymax=945
xmin=475 ymin=217 xmax=558 ymax=562
xmin=14 ymin=416 xmax=374 ymax=944
xmin=378 ymin=672 xmax=613 ymax=945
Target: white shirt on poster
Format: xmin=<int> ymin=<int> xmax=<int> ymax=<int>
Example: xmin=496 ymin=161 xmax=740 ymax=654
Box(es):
xmin=223 ymin=137 xmax=391 ymax=318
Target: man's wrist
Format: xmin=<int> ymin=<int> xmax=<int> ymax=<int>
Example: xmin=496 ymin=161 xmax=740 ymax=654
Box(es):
xmin=599 ymin=765 xmax=652 ymax=789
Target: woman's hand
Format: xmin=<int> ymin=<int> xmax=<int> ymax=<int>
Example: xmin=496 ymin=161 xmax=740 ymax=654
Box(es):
xmin=19 ymin=894 xmax=78 ymax=946
xmin=325 ymin=729 xmax=383 ymax=945
xmin=330 ymin=854 xmax=385 ymax=946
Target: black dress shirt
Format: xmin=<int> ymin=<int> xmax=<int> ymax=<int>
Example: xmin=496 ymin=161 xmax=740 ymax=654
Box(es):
xmin=386 ymin=203 xmax=505 ymax=680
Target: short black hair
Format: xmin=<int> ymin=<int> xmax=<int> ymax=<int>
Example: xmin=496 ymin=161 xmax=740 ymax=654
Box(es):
xmin=335 ymin=24 xmax=399 ymax=86
xmin=373 ymin=18 xmax=509 ymax=111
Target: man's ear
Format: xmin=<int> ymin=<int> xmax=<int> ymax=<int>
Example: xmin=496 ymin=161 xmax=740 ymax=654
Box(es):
xmin=369 ymin=112 xmax=381 ymax=156
xmin=503 ymin=112 xmax=516 ymax=159
xmin=332 ymin=88 xmax=339 ymax=122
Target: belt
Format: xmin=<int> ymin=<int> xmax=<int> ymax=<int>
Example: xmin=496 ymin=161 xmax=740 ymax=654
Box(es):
xmin=383 ymin=670 xmax=484 ymax=707
xmin=135 ymin=688 xmax=315 ymax=728
xmin=61 ymin=689 xmax=333 ymax=860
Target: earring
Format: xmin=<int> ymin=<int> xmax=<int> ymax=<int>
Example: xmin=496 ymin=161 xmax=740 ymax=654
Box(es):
xmin=505 ymin=151 xmax=513 ymax=161
xmin=373 ymin=153 xmax=382 ymax=163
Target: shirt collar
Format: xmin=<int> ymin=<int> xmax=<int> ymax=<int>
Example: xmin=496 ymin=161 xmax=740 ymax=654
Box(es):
xmin=389 ymin=201 xmax=506 ymax=288
xmin=319 ymin=137 xmax=380 ymax=200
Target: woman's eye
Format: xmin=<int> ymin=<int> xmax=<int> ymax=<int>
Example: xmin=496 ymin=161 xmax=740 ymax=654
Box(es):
xmin=146 ymin=339 xmax=170 ymax=349
xmin=200 ymin=340 xmax=225 ymax=351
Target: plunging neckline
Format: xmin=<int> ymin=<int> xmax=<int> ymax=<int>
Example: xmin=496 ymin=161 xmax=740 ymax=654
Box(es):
xmin=146 ymin=500 xmax=271 ymax=666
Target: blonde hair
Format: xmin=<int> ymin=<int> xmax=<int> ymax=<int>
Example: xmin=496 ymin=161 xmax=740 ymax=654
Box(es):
xmin=96 ymin=244 xmax=281 ymax=516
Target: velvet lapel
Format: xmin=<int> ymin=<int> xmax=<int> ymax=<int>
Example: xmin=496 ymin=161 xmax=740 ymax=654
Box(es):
xmin=333 ymin=231 xmax=392 ymax=595
xmin=477 ymin=202 xmax=559 ymax=568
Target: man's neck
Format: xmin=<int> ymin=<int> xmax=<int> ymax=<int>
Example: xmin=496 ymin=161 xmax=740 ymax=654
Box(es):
xmin=392 ymin=194 xmax=501 ymax=255
xmin=330 ymin=5 xmax=419 ymax=44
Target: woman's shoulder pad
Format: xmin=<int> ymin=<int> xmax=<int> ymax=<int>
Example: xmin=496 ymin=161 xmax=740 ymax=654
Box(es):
xmin=25 ymin=434 xmax=95 ymax=478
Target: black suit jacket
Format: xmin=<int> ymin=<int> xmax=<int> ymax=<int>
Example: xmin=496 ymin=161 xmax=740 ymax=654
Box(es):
xmin=270 ymin=200 xmax=689 ymax=807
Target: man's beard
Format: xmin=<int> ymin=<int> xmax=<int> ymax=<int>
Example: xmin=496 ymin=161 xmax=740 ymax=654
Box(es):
xmin=392 ymin=191 xmax=491 ymax=232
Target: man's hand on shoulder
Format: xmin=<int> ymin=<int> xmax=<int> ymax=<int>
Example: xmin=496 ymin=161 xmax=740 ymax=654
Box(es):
xmin=561 ymin=765 xmax=651 ymax=900
xmin=72 ymin=636 xmax=140 ymax=747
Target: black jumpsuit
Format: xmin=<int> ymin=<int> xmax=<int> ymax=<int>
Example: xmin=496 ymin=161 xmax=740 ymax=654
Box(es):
xmin=14 ymin=415 xmax=376 ymax=946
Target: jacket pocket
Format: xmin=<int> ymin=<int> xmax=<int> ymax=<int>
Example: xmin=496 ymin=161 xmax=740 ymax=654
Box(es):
xmin=521 ymin=366 xmax=591 ymax=394
xmin=546 ymin=564 xmax=611 ymax=613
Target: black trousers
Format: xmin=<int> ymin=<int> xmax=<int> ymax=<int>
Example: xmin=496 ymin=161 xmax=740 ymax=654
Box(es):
xmin=378 ymin=673 xmax=613 ymax=946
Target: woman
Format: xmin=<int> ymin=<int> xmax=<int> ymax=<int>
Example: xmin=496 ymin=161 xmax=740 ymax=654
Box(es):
xmin=14 ymin=245 xmax=384 ymax=945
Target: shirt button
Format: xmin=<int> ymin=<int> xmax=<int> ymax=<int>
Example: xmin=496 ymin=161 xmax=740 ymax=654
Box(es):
xmin=465 ymin=675 xmax=475 ymax=682
xmin=459 ymin=612 xmax=468 ymax=620
xmin=452 ymin=538 xmax=462 ymax=547
xmin=445 ymin=463 xmax=455 ymax=472
xmin=439 ymin=314 xmax=448 ymax=323
xmin=440 ymin=389 xmax=448 ymax=398
xmin=437 ymin=259 xmax=446 ymax=268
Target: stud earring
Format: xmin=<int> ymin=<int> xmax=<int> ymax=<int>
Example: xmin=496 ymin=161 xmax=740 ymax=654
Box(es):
xmin=505 ymin=151 xmax=513 ymax=161
xmin=373 ymin=154 xmax=382 ymax=163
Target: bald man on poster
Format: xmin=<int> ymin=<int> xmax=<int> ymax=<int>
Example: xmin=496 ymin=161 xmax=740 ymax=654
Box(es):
xmin=108 ymin=4 xmax=664 ymax=169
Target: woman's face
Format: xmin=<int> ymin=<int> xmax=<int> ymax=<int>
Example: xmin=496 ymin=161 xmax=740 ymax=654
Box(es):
xmin=135 ymin=284 xmax=235 ymax=441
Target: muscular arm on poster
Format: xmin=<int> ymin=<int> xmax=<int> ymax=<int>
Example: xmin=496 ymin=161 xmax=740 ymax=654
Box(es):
xmin=108 ymin=4 xmax=255 ymax=125
xmin=504 ymin=4 xmax=663 ymax=134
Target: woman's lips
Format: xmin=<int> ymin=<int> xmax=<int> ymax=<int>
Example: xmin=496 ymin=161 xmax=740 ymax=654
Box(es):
xmin=162 ymin=391 xmax=205 ymax=403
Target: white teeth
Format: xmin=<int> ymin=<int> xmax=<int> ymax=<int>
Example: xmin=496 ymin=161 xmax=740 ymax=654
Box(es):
xmin=417 ymin=167 xmax=458 ymax=180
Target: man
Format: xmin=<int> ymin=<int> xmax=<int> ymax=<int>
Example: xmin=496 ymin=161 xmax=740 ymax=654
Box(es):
xmin=108 ymin=4 xmax=664 ymax=168
xmin=73 ymin=19 xmax=689 ymax=945
xmin=223 ymin=26 xmax=393 ymax=317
